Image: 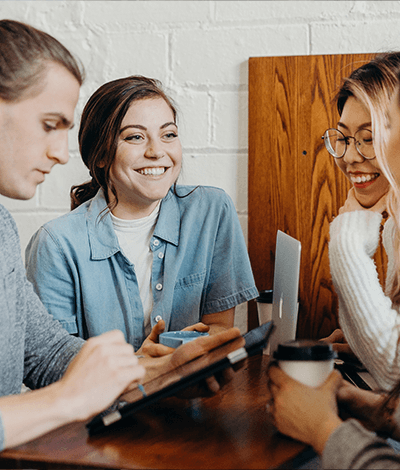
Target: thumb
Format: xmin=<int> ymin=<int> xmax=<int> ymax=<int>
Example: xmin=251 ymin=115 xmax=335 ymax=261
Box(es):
xmin=147 ymin=319 xmax=166 ymax=342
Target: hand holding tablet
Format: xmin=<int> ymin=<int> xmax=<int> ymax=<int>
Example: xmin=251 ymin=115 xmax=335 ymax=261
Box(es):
xmin=87 ymin=322 xmax=274 ymax=435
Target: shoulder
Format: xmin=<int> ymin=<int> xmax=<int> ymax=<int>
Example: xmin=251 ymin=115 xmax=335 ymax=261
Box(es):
xmin=0 ymin=203 xmax=18 ymax=235
xmin=0 ymin=204 xmax=21 ymax=265
xmin=40 ymin=200 xmax=91 ymax=236
xmin=330 ymin=210 xmax=382 ymax=238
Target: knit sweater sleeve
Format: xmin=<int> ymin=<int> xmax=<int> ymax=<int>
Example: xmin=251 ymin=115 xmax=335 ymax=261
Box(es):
xmin=322 ymin=418 xmax=400 ymax=469
xmin=329 ymin=211 xmax=400 ymax=390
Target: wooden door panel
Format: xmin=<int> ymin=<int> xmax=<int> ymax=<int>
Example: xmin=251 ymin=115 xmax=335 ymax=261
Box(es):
xmin=248 ymin=53 xmax=386 ymax=339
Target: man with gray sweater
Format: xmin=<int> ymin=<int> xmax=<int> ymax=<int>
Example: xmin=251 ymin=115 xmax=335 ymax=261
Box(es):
xmin=0 ymin=20 xmax=242 ymax=452
xmin=0 ymin=19 xmax=147 ymax=451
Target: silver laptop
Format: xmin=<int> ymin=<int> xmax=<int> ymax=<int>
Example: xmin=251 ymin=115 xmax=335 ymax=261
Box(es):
xmin=269 ymin=230 xmax=301 ymax=354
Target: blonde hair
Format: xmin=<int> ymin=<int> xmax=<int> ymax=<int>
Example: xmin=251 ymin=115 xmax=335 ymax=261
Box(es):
xmin=343 ymin=53 xmax=400 ymax=303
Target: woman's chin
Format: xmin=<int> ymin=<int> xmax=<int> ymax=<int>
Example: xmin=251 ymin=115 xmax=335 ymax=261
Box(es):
xmin=353 ymin=191 xmax=384 ymax=209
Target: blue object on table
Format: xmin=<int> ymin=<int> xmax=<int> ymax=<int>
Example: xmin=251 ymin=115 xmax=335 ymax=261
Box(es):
xmin=159 ymin=331 xmax=209 ymax=348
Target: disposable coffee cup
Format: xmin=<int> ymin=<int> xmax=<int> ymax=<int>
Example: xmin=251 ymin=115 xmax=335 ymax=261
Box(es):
xmin=256 ymin=290 xmax=273 ymax=355
xmin=273 ymin=340 xmax=337 ymax=387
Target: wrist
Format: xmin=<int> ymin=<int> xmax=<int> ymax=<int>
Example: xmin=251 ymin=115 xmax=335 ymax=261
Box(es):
xmin=311 ymin=415 xmax=343 ymax=455
xmin=139 ymin=355 xmax=168 ymax=384
xmin=51 ymin=380 xmax=90 ymax=424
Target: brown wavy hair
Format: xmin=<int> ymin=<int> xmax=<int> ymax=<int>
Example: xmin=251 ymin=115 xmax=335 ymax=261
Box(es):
xmin=0 ymin=19 xmax=83 ymax=101
xmin=71 ymin=76 xmax=178 ymax=212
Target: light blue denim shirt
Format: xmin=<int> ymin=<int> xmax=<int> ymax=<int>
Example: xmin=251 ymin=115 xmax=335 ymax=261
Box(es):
xmin=26 ymin=186 xmax=258 ymax=351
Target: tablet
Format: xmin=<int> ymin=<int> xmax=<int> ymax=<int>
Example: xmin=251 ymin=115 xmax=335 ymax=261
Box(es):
xmin=86 ymin=321 xmax=274 ymax=435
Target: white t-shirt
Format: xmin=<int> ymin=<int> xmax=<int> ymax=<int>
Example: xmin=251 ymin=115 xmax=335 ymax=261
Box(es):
xmin=111 ymin=204 xmax=160 ymax=336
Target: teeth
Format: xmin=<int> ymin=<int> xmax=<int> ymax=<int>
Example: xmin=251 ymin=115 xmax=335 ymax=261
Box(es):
xmin=137 ymin=167 xmax=165 ymax=176
xmin=350 ymin=173 xmax=379 ymax=184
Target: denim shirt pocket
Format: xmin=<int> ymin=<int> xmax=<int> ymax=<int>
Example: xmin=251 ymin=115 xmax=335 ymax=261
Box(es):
xmin=174 ymin=270 xmax=207 ymax=290
xmin=170 ymin=271 xmax=207 ymax=328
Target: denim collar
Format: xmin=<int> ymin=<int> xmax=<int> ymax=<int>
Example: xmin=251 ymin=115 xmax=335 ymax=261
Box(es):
xmin=87 ymin=189 xmax=180 ymax=260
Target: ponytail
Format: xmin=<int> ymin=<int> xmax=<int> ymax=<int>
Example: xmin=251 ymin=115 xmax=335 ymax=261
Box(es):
xmin=70 ymin=179 xmax=100 ymax=211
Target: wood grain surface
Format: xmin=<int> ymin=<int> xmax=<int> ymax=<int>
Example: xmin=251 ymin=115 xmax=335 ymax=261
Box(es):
xmin=0 ymin=355 xmax=313 ymax=470
xmin=248 ymin=53 xmax=387 ymax=338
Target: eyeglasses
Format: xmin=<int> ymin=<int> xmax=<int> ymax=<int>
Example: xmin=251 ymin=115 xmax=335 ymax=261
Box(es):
xmin=321 ymin=128 xmax=375 ymax=160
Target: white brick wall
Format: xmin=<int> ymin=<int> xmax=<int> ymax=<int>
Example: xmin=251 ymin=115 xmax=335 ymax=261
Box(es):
xmin=1 ymin=0 xmax=400 ymax=332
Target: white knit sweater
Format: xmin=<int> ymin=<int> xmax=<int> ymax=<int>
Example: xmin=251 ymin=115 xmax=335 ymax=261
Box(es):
xmin=329 ymin=211 xmax=400 ymax=390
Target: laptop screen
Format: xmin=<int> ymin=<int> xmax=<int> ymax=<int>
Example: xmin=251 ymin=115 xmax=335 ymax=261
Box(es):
xmin=269 ymin=230 xmax=301 ymax=354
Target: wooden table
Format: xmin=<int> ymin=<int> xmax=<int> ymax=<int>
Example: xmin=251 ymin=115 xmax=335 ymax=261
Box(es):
xmin=0 ymin=355 xmax=315 ymax=469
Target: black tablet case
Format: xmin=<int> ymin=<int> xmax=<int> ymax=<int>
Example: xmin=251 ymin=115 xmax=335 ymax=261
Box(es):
xmin=87 ymin=321 xmax=274 ymax=435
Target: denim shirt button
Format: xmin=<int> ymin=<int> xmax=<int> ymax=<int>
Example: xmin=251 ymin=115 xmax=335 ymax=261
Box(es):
xmin=155 ymin=283 xmax=163 ymax=291
xmin=155 ymin=315 xmax=162 ymax=322
xmin=153 ymin=239 xmax=160 ymax=247
xmin=158 ymin=252 xmax=164 ymax=259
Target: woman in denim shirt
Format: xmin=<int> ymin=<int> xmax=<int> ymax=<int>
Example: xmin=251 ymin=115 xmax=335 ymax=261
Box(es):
xmin=26 ymin=76 xmax=258 ymax=354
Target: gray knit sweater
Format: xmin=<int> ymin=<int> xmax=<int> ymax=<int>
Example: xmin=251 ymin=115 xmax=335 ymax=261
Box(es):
xmin=322 ymin=406 xmax=400 ymax=469
xmin=0 ymin=204 xmax=84 ymax=450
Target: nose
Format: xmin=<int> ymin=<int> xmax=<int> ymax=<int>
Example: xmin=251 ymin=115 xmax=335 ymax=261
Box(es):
xmin=343 ymin=139 xmax=364 ymax=165
xmin=48 ymin=132 xmax=69 ymax=165
xmin=144 ymin=139 xmax=165 ymax=159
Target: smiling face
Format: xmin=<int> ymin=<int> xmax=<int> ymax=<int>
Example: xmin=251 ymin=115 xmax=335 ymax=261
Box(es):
xmin=334 ymin=97 xmax=390 ymax=208
xmin=0 ymin=63 xmax=80 ymax=200
xmin=108 ymin=97 xmax=182 ymax=219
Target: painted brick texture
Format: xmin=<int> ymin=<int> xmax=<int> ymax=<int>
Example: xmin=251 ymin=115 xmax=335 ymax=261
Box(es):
xmin=1 ymin=0 xmax=400 ymax=331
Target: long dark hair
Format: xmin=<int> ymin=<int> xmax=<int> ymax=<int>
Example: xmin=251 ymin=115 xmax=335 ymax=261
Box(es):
xmin=0 ymin=19 xmax=83 ymax=101
xmin=71 ymin=76 xmax=178 ymax=211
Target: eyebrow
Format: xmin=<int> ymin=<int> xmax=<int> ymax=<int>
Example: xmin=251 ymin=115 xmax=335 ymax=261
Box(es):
xmin=337 ymin=121 xmax=372 ymax=131
xmin=44 ymin=113 xmax=74 ymax=129
xmin=119 ymin=122 xmax=177 ymax=133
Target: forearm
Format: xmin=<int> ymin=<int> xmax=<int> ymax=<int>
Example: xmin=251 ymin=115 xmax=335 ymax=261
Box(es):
xmin=202 ymin=308 xmax=234 ymax=335
xmin=329 ymin=212 xmax=400 ymax=389
xmin=311 ymin=415 xmax=343 ymax=455
xmin=0 ymin=382 xmax=77 ymax=450
xmin=322 ymin=419 xmax=400 ymax=469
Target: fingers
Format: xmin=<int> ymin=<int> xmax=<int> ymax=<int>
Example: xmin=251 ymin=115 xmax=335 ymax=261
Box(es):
xmin=321 ymin=328 xmax=345 ymax=344
xmin=336 ymin=380 xmax=359 ymax=403
xmin=203 ymin=368 xmax=235 ymax=396
xmin=205 ymin=376 xmax=221 ymax=394
xmin=83 ymin=330 xmax=136 ymax=363
xmin=146 ymin=320 xmax=166 ymax=342
xmin=86 ymin=328 xmax=126 ymax=346
xmin=141 ymin=342 xmax=175 ymax=357
xmin=171 ymin=327 xmax=243 ymax=368
xmin=267 ymin=362 xmax=290 ymax=389
xmin=194 ymin=327 xmax=242 ymax=351
xmin=61 ymin=330 xmax=146 ymax=420
xmin=331 ymin=343 xmax=352 ymax=354
xmin=182 ymin=322 xmax=210 ymax=333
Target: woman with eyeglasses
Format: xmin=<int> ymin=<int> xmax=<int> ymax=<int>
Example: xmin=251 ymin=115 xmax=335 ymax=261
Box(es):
xmin=319 ymin=53 xmax=400 ymax=391
xmin=266 ymin=53 xmax=400 ymax=469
